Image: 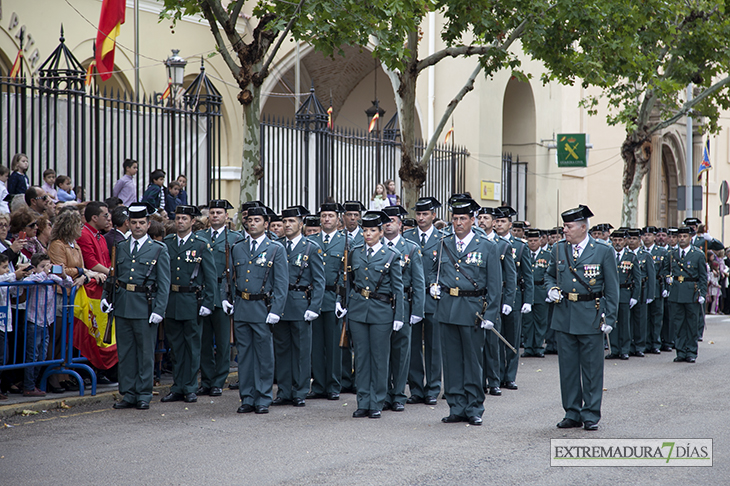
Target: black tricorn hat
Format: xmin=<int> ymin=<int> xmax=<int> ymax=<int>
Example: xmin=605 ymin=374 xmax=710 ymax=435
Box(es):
xmin=175 ymin=205 xmax=202 ymax=217
xmin=343 ymin=201 xmax=366 ymax=212
xmin=403 ymin=218 xmax=416 ymax=227
xmin=241 ymin=200 xmax=264 ymax=211
xmin=361 ymin=211 xmax=391 ymax=227
xmin=304 ymin=215 xmax=320 ymax=227
xmin=667 ymin=227 xmax=679 ymax=234
xmin=209 ymin=199 xmax=234 ymax=210
xmin=246 ymin=206 xmax=268 ymax=218
xmin=512 ymin=221 xmax=525 ymax=229
xmin=643 ymin=226 xmax=658 ymax=234
xmin=525 ymin=229 xmax=541 ymax=238
xmin=478 ymin=206 xmax=504 ymax=218
xmin=448 ymin=193 xmax=472 ymax=206
xmin=657 ymin=227 xmax=668 ymax=234
xmin=496 ymin=206 xmax=517 ymax=219
xmin=382 ymin=205 xmax=408 ymax=219
xmin=626 ymin=228 xmax=641 ymax=238
xmin=683 ymin=217 xmax=701 ymax=226
xmin=413 ymin=197 xmax=441 ymax=212
xmin=611 ymin=229 xmax=628 ymax=238
xmin=450 ymin=199 xmax=480 ymax=215
xmin=281 ymin=205 xmax=310 ymax=218
xmin=128 ymin=202 xmax=155 ymax=219
xmin=319 ymin=202 xmax=345 ymax=213
xmin=561 ymin=205 xmax=594 ymax=223
xmin=677 ymin=226 xmax=692 ymax=234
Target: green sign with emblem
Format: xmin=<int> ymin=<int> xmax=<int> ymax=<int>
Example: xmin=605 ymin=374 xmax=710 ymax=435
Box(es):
xmin=557 ymin=133 xmax=587 ymax=167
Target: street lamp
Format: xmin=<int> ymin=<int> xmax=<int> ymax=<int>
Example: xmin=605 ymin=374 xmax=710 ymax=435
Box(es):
xmin=165 ymin=49 xmax=187 ymax=88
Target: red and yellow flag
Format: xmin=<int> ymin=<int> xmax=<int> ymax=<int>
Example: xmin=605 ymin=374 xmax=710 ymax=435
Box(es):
xmin=9 ymin=49 xmax=22 ymax=79
xmin=85 ymin=61 xmax=95 ymax=87
xmin=327 ymin=106 xmax=333 ymax=130
xmin=72 ymin=286 xmax=118 ymax=370
xmin=368 ymin=112 xmax=379 ymax=133
xmin=444 ymin=126 xmax=454 ymax=144
xmin=161 ymin=79 xmax=172 ymax=101
xmin=95 ymin=0 xmax=126 ymax=81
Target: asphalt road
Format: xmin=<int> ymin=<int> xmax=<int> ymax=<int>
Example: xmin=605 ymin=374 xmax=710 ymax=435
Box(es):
xmin=2 ymin=316 xmax=728 ymax=485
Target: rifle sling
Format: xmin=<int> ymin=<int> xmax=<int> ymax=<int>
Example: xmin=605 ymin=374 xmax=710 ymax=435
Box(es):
xmin=442 ymin=241 xmax=478 ymax=289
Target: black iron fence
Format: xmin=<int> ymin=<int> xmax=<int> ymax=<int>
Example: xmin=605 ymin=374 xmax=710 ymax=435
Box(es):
xmin=2 ymin=34 xmax=222 ymax=205
xmin=502 ymin=152 xmax=527 ymax=220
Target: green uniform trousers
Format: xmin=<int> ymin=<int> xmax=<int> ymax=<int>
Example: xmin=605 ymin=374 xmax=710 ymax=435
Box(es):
xmin=349 ymin=320 xmax=391 ymax=411
xmin=482 ymin=318 xmax=502 ymax=388
xmin=385 ymin=320 xmax=411 ymax=406
xmin=647 ymin=297 xmax=664 ymax=350
xmin=310 ymin=311 xmax=342 ymax=395
xmin=274 ymin=319 xmax=311 ymax=400
xmin=630 ymin=302 xmax=648 ymax=353
xmin=116 ymin=316 xmax=157 ymax=405
xmin=235 ymin=321 xmax=274 ymax=407
xmin=669 ymin=302 xmax=701 ymax=360
xmin=500 ymin=310 xmax=522 ymax=383
xmin=442 ymin=323 xmax=486 ymax=419
xmin=522 ymin=303 xmax=548 ymax=356
xmin=199 ymin=307 xmax=231 ymax=389
xmin=556 ymin=330 xmax=604 ymax=424
xmin=609 ymin=303 xmax=631 ymax=355
xmin=166 ymin=318 xmax=202 ymax=395
xmin=407 ymin=313 xmax=442 ymax=399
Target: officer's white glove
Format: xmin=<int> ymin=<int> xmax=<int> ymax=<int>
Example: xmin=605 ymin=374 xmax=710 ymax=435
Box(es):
xmin=698 ymin=296 xmax=706 ymax=304
xmin=199 ymin=306 xmax=212 ymax=317
xmin=481 ymin=320 xmax=495 ymax=330
xmin=646 ymin=298 xmax=654 ymax=305
xmin=410 ymin=315 xmax=423 ymax=325
xmin=393 ymin=320 xmax=404 ymax=332
xmin=266 ymin=313 xmax=280 ymax=324
xmin=100 ymin=298 xmax=113 ymax=314
xmin=520 ymin=303 xmax=532 ymax=314
xmin=703 ymin=233 xmax=712 ymax=241
xmin=335 ymin=302 xmax=347 ymax=318
xmin=547 ymin=288 xmax=561 ymax=302
xmin=304 ymin=310 xmax=319 ymax=321
xmin=222 ymin=300 xmax=234 ymax=315
xmin=149 ymin=313 xmax=163 ymax=324
xmin=662 ymin=290 xmax=669 ymax=298
xmin=429 ymin=284 xmax=441 ymax=299
xmin=629 ymin=298 xmax=638 ymax=308
xmin=601 ymin=323 xmax=613 ymax=334
xmin=501 ymin=304 xmax=512 ymax=315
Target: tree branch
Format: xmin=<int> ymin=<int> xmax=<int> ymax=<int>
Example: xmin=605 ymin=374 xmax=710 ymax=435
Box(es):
xmin=229 ymin=0 xmax=246 ymax=26
xmin=200 ymin=2 xmax=240 ymax=76
xmin=259 ymin=0 xmax=306 ymax=78
xmin=648 ymin=74 xmax=730 ymax=135
xmin=419 ymin=63 xmax=482 ymax=169
xmin=204 ymin=0 xmax=244 ymax=50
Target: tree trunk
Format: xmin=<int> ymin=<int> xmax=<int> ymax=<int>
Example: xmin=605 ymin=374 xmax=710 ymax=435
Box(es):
xmin=620 ymin=132 xmax=652 ymax=227
xmin=239 ymin=74 xmax=262 ymax=223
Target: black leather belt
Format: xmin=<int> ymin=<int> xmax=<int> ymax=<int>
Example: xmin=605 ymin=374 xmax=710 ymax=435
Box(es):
xmin=440 ymin=285 xmax=487 ymax=297
xmin=325 ymin=284 xmax=340 ymax=293
xmin=534 ymin=279 xmax=545 ymax=286
xmin=238 ymin=291 xmax=268 ymax=301
xmin=561 ymin=290 xmax=604 ymax=302
xmin=171 ymin=285 xmax=201 ymax=293
xmin=619 ymin=283 xmax=633 ymax=289
xmin=675 ymin=276 xmax=698 ymax=282
xmin=116 ymin=282 xmax=156 ymax=293
xmin=289 ymin=284 xmax=310 ymax=292
xmin=353 ymin=284 xmax=392 ymax=303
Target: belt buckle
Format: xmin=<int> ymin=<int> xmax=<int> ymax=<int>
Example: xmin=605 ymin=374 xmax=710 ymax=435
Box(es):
xmin=241 ymin=292 xmax=250 ymax=300
xmin=361 ymin=289 xmax=370 ymax=299
xmin=677 ymin=276 xmax=685 ymax=283
xmin=568 ymin=292 xmax=579 ymax=302
xmin=127 ymin=284 xmax=136 ymax=292
xmin=171 ymin=284 xmax=180 ymax=292
xmin=449 ymin=287 xmax=459 ymax=297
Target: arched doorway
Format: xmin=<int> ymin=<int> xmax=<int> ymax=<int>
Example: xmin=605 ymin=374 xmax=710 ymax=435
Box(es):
xmin=502 ymin=77 xmax=536 ymax=221
xmin=660 ymin=134 xmax=681 ymax=227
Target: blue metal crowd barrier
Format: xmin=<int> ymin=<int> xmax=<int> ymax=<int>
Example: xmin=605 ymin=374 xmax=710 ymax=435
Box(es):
xmin=0 ymin=281 xmax=96 ymax=397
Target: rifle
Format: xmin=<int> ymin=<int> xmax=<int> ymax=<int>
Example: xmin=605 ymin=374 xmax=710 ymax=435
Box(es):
xmin=102 ymin=244 xmax=117 ymax=344
xmin=225 ymin=227 xmax=235 ymax=344
xmin=339 ymin=231 xmax=350 ymax=348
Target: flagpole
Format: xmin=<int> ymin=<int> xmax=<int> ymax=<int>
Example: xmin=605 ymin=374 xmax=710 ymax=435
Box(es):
xmin=705 ymin=167 xmax=709 ymax=230
xmin=134 ymin=0 xmax=139 ymax=96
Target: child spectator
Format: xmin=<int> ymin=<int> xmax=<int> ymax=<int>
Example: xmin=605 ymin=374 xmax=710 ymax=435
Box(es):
xmin=74 ymin=186 xmax=85 ymax=203
xmin=384 ymin=179 xmax=397 ymax=206
xmin=56 ymin=176 xmax=77 ymax=202
xmin=112 ymin=159 xmax=138 ymax=206
xmin=7 ymin=153 xmax=30 ymax=196
xmin=141 ymin=169 xmax=166 ymax=213
xmin=176 ymin=175 xmax=188 ymax=205
xmin=0 ymin=253 xmax=22 ymax=400
xmin=369 ymin=183 xmax=388 ymax=210
xmin=165 ymin=181 xmax=181 ymax=214
xmin=42 ymin=169 xmax=58 ymax=203
xmin=22 ymin=252 xmax=73 ymax=397
xmin=0 ymin=165 xmax=9 ymax=214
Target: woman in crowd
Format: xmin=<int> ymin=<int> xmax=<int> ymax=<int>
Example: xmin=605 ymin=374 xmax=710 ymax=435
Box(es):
xmin=10 ymin=209 xmax=43 ymax=260
xmin=369 ymin=183 xmax=389 ymax=210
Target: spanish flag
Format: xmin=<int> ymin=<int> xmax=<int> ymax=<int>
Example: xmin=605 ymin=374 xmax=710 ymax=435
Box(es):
xmin=327 ymin=106 xmax=333 ymax=130
xmin=697 ymin=139 xmax=711 ymax=181
xmin=161 ymin=79 xmax=172 ymax=101
xmin=444 ymin=126 xmax=454 ymax=144
xmin=95 ymin=0 xmax=126 ymax=81
xmin=368 ymin=112 xmax=379 ymax=133
xmin=85 ymin=61 xmax=95 ymax=88
xmin=9 ymin=49 xmax=22 ymax=79
xmin=72 ymin=286 xmax=118 ymax=370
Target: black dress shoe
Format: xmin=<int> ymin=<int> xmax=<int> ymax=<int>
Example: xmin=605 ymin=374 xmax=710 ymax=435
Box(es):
xmin=391 ymin=403 xmax=405 ymax=412
xmin=557 ymin=418 xmax=583 ymax=428
xmin=272 ymin=397 xmax=293 ymax=406
xmin=210 ymin=387 xmax=222 ymax=397
xmin=237 ymin=403 xmax=255 ymax=413
xmin=441 ymin=414 xmax=465 ymax=423
xmin=605 ymin=354 xmax=620 ymax=360
xmin=583 ymin=421 xmax=598 ymax=431
xmin=368 ymin=410 xmax=381 ymax=419
xmin=382 ymin=402 xmax=392 ymax=411
xmin=161 ymin=392 xmax=184 ymax=403
xmin=293 ymin=398 xmax=306 ymax=407
xmin=488 ymin=386 xmax=502 ymax=396
xmin=629 ymin=351 xmax=645 ymax=357
xmin=406 ymin=396 xmax=424 ymax=404
xmin=698 ymin=337 xmax=703 ymax=342
xmin=686 ymin=357 xmax=696 ymax=363
xmin=254 ymin=406 xmax=269 ymax=414
xmin=197 ymin=386 xmax=211 ymax=396
xmin=184 ymin=393 xmax=197 ymax=403
xmin=660 ymin=345 xmax=673 ymax=352
xmin=673 ymin=357 xmax=685 ymax=362
xmin=48 ymin=384 xmax=66 ymax=394
xmin=136 ymin=401 xmax=150 ymax=410
xmin=536 ymin=353 xmax=545 ymax=358
xmin=503 ymin=381 xmax=518 ymax=390
xmin=228 ymin=381 xmax=239 ymax=390
xmin=113 ymin=400 xmax=135 ymax=409
xmin=352 ymin=408 xmax=369 ymax=418
xmin=306 ymin=392 xmax=327 ymax=399
xmin=468 ymin=416 xmax=483 ymax=426
xmin=648 ymin=348 xmax=662 ymax=355
xmin=520 ymin=352 xmax=533 ymax=358
xmin=327 ymin=393 xmax=340 ymax=401
xmin=424 ymin=396 xmax=438 ymax=405
xmin=619 ymin=354 xmax=629 ymax=360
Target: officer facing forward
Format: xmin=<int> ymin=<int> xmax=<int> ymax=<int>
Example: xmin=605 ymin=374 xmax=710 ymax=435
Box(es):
xmin=522 ymin=229 xmax=551 ymax=358
xmin=103 ymin=203 xmax=170 ymax=410
xmin=545 ymin=205 xmax=619 ymax=431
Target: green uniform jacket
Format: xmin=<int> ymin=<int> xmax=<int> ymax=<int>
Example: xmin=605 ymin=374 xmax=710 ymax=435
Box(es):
xmin=386 ymin=236 xmax=425 ymax=320
xmin=102 ymin=237 xmax=171 ymax=319
xmin=615 ymin=249 xmax=641 ymax=304
xmin=432 ymin=231 xmax=502 ymax=326
xmin=279 ymin=235 xmax=326 ymax=320
xmin=545 ymin=237 xmax=620 ymax=332
xmin=312 ymin=230 xmax=348 ymax=311
xmin=634 ymin=248 xmax=656 ymax=301
xmin=164 ymin=233 xmax=217 ymax=319
xmin=403 ymin=226 xmax=442 ymax=315
xmin=529 ymin=247 xmax=552 ymax=303
xmin=667 ymin=246 xmax=708 ymax=303
xmin=647 ymin=245 xmax=669 ymax=297
xmin=507 ymin=234 xmax=534 ymax=306
xmin=195 ymin=228 xmax=244 ymax=307
xmin=229 ymin=236 xmax=289 ymax=321
xmin=347 ymin=244 xmax=405 ymax=324
xmin=490 ymin=234 xmax=517 ymax=308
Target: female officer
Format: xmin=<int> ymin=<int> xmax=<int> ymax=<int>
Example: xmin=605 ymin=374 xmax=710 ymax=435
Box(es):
xmin=340 ymin=210 xmax=404 ymax=418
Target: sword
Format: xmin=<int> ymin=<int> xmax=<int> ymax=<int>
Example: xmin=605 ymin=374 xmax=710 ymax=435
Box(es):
xmin=476 ymin=312 xmax=517 ymax=354
xmin=433 ymin=235 xmax=445 ymax=300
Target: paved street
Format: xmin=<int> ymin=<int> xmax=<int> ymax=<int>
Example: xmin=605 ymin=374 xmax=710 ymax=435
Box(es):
xmin=2 ymin=316 xmax=728 ymax=485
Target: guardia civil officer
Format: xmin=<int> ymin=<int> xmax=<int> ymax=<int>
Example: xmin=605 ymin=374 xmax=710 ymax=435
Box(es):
xmin=272 ymin=206 xmax=325 ymax=407
xmin=545 ymin=205 xmax=619 ymax=431
xmin=341 ymin=210 xmax=404 ymax=419
xmin=667 ymin=227 xmax=708 ymax=362
xmin=522 ymin=229 xmax=551 ymax=357
xmin=161 ymin=206 xmax=217 ymax=404
xmin=102 ymin=203 xmax=170 ymax=410
xmin=495 ymin=206 xmax=533 ymax=389
xmin=404 ymin=197 xmax=443 ymax=405
xmin=607 ymin=229 xmax=640 ymax=360
xmin=642 ymin=226 xmax=669 ymax=354
xmin=195 ymin=199 xmax=242 ymax=396
xmin=626 ymin=228 xmax=655 ymax=356
xmin=430 ymin=198 xmax=502 ymax=426
xmin=382 ymin=205 xmax=425 ymax=412
xmin=308 ymin=202 xmax=347 ymax=400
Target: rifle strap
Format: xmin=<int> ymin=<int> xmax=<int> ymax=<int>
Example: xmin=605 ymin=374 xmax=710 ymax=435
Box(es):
xmin=259 ymin=244 xmax=278 ymax=294
xmin=373 ymin=250 xmax=397 ymax=294
xmin=142 ymin=245 xmax=164 ymax=288
xmin=562 ymin=242 xmax=592 ymax=293
xmin=188 ymin=241 xmax=206 ymax=287
xmin=442 ymin=241 xmax=478 ymax=289
xmin=294 ymin=241 xmax=312 ymax=286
